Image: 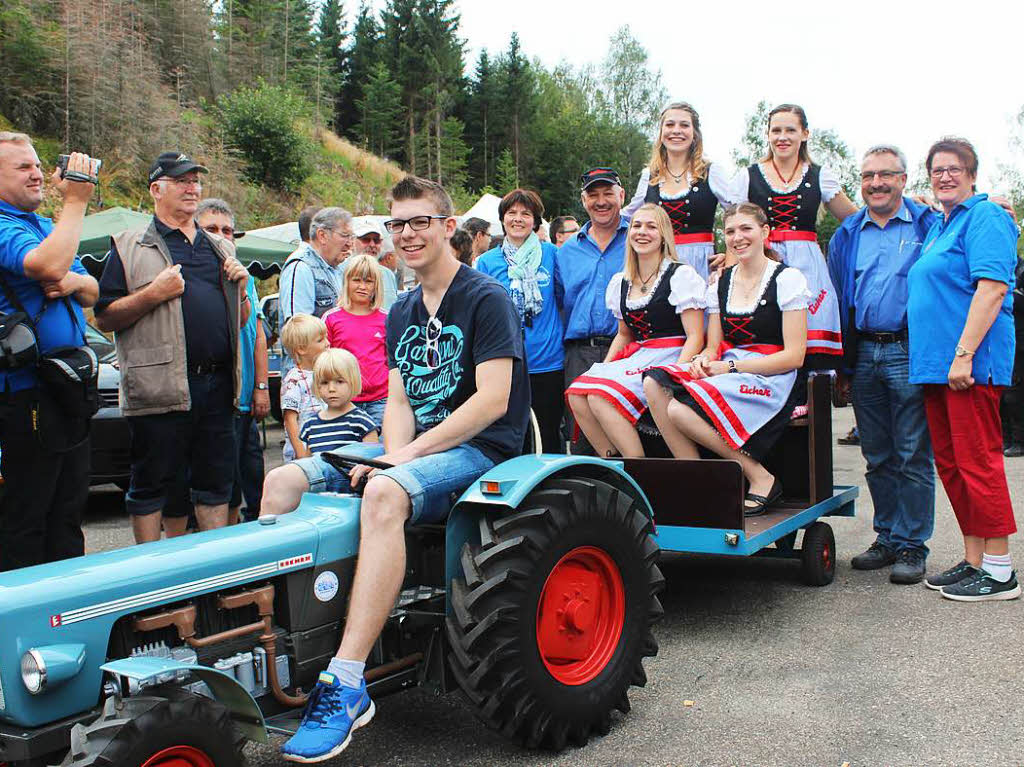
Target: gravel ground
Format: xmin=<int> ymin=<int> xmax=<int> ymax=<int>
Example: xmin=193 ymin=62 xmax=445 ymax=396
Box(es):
xmin=81 ymin=410 xmax=1024 ymax=766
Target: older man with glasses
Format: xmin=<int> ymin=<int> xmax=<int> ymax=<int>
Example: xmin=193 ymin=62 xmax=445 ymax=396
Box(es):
xmin=95 ymin=152 xmax=251 ymax=544
xmin=278 ymin=206 xmax=354 ymax=376
xmin=827 ymin=145 xmax=939 ymax=584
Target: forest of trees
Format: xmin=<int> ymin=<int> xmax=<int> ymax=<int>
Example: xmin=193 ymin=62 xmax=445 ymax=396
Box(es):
xmin=0 ymin=0 xmax=673 ymax=216
xmin=2 ymin=0 xmax=1022 ymax=226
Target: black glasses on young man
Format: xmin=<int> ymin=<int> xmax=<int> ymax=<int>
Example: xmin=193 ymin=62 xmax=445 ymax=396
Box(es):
xmin=384 ymin=215 xmax=449 ymax=234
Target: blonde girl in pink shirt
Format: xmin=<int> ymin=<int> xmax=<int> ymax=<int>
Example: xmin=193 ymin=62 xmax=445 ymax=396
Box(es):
xmin=324 ymin=254 xmax=389 ymax=429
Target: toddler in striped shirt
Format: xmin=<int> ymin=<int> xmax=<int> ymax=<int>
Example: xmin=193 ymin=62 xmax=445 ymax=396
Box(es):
xmin=300 ymin=348 xmax=379 ymax=455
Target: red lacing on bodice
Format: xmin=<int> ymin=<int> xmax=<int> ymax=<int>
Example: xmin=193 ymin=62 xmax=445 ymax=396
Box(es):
xmin=660 ymin=199 xmax=689 ymax=235
xmin=770 ymin=194 xmax=799 ymax=231
xmin=626 ymin=309 xmax=653 ymax=341
xmin=723 ymin=315 xmax=756 ymax=344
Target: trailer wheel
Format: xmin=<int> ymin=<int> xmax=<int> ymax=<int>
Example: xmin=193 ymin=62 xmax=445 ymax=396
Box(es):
xmin=60 ymin=688 xmax=245 ymax=767
xmin=801 ymin=521 xmax=836 ymax=586
xmin=447 ymin=477 xmax=663 ymax=750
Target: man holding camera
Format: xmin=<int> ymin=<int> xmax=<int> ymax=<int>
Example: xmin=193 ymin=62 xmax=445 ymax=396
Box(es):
xmin=95 ymin=152 xmax=250 ymax=544
xmin=0 ymin=133 xmax=99 ymax=572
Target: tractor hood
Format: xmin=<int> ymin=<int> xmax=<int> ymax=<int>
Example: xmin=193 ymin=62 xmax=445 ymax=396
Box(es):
xmin=0 ymin=494 xmax=361 ymax=728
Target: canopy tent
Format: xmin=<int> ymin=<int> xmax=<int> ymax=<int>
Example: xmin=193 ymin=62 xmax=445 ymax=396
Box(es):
xmin=77 ymin=207 xmax=297 ymax=279
xmin=242 ymin=221 xmax=300 ymax=246
xmin=460 ymin=194 xmax=501 ymax=235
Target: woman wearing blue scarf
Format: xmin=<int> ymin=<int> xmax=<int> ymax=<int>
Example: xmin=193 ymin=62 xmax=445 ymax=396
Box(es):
xmin=476 ymin=189 xmax=564 ymax=453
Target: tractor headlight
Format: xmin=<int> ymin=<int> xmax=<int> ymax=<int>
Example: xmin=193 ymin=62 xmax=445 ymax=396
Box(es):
xmin=20 ymin=644 xmax=86 ymax=694
xmin=21 ymin=649 xmax=46 ymax=694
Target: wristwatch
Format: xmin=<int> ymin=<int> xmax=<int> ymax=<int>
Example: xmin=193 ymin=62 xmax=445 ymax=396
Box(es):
xmin=954 ymin=345 xmax=975 ymax=358
xmin=256 ymin=382 xmax=269 ymax=390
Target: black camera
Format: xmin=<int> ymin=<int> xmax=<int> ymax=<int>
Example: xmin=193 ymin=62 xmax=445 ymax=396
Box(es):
xmin=56 ymin=154 xmax=101 ymax=184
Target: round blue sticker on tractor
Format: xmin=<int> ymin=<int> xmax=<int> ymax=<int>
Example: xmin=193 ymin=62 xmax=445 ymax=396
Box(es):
xmin=314 ymin=571 xmax=340 ymax=602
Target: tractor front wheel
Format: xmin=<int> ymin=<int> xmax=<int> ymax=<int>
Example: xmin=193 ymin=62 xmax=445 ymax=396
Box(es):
xmin=60 ymin=688 xmax=245 ymax=767
xmin=447 ymin=477 xmax=663 ymax=750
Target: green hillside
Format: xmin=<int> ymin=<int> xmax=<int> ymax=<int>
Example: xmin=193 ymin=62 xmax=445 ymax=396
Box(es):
xmin=8 ymin=113 xmax=405 ymax=231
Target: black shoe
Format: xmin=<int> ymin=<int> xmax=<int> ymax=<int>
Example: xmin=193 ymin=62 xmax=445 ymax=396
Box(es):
xmin=924 ymin=560 xmax=980 ymax=591
xmin=1004 ymin=443 xmax=1024 ymax=458
xmin=940 ymin=570 xmax=1022 ymax=602
xmin=890 ymin=548 xmax=926 ymax=584
xmin=837 ymin=427 xmax=860 ymax=446
xmin=744 ymin=477 xmax=783 ymax=517
xmin=850 ymin=541 xmax=897 ymax=570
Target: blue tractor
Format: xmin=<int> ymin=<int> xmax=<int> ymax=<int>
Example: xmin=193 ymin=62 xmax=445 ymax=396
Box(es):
xmin=0 ymin=378 xmax=854 ymax=766
xmin=0 ymin=450 xmax=664 ymax=766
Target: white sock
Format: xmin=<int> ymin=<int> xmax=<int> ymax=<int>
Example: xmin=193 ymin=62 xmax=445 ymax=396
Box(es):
xmin=326 ymin=657 xmax=365 ymax=688
xmin=981 ymin=553 xmax=1013 ymax=583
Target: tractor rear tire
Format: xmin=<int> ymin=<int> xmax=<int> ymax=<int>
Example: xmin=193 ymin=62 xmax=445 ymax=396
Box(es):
xmin=60 ymin=687 xmax=246 ymax=767
xmin=447 ymin=477 xmax=663 ymax=750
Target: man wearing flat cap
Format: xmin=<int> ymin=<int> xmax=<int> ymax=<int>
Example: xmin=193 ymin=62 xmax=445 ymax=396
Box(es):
xmin=554 ymin=166 xmax=630 ymax=453
xmin=95 ymin=151 xmax=250 ymax=544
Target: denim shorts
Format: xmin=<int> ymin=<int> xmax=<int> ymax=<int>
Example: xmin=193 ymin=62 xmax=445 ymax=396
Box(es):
xmin=293 ymin=442 xmax=495 ymax=524
xmin=356 ymin=398 xmax=387 ymax=431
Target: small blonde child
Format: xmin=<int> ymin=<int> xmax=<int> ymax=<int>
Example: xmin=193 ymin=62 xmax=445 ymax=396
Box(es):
xmin=299 ymin=348 xmax=378 ymax=454
xmin=280 ymin=314 xmax=329 ymax=460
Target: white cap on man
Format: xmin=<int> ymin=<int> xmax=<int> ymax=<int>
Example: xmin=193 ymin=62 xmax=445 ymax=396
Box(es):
xmin=353 ymin=217 xmax=384 ymax=240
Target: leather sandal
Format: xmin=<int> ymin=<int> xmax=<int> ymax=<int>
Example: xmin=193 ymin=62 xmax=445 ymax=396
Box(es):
xmin=744 ymin=477 xmax=783 ymax=517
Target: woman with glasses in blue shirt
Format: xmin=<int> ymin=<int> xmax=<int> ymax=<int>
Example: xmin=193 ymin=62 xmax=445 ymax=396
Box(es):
xmin=908 ymin=136 xmax=1020 ymax=602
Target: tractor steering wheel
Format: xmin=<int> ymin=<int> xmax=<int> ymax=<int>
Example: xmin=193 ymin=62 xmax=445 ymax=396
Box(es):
xmin=320 ymin=451 xmax=395 ymax=493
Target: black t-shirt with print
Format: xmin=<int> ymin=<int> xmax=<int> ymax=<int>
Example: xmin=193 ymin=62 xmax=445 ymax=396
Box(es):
xmin=386 ymin=264 xmax=529 ymax=463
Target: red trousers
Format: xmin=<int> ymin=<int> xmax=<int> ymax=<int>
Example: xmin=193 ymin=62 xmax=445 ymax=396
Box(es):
xmin=923 ymin=384 xmax=1017 ymax=538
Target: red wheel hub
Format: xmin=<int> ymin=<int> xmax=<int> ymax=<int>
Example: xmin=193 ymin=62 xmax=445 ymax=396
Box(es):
xmin=823 ymin=541 xmax=832 ymax=571
xmin=141 ymin=746 xmax=215 ymax=767
xmin=536 ymin=546 xmax=625 ymax=685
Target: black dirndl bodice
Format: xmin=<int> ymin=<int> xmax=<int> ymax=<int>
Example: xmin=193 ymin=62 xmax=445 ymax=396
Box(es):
xmin=644 ymin=172 xmax=718 ymax=237
xmin=746 ymin=164 xmax=822 ymax=234
xmin=620 ymin=262 xmax=684 ymax=342
xmin=717 ymin=263 xmax=785 ymax=347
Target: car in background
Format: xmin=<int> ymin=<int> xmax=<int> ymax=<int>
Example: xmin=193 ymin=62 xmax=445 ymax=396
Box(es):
xmin=85 ymin=324 xmax=132 ymax=489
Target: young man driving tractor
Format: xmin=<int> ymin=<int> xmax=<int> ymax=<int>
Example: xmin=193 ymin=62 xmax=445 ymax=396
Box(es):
xmin=260 ymin=175 xmax=530 ymax=762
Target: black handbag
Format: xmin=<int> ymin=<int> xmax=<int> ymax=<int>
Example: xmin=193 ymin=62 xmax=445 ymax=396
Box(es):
xmin=0 ymin=309 xmax=40 ymax=369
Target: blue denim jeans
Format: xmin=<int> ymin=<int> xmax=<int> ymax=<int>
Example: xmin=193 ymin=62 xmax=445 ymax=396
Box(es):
xmin=356 ymin=398 xmax=387 ymax=432
xmin=852 ymin=340 xmax=935 ymax=554
xmin=293 ymin=442 xmax=495 ymax=524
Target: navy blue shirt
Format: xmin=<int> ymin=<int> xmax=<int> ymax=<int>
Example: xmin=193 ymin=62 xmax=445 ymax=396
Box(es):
xmin=96 ymin=217 xmax=232 ymax=365
xmin=554 ymin=216 xmax=629 ymax=340
xmin=854 ymin=202 xmax=929 ymax=332
xmin=386 ymin=265 xmax=529 ymax=463
xmin=0 ymin=199 xmax=91 ymax=392
xmin=299 ymin=407 xmax=377 ymax=454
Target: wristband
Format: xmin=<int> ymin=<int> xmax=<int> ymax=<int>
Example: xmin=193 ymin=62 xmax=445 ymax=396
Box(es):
xmin=728 ymin=359 xmax=737 ymax=373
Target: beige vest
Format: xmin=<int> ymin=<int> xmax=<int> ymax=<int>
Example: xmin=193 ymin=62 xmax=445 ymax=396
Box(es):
xmin=112 ymin=219 xmax=242 ymax=417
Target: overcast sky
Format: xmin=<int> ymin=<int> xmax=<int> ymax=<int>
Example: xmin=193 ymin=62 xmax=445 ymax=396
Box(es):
xmin=449 ymin=0 xmax=1022 ymax=192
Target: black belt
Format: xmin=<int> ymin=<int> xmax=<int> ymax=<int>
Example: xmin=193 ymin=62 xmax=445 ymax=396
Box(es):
xmin=566 ymin=336 xmax=614 ymax=348
xmin=188 ymin=359 xmax=231 ymax=375
xmin=859 ymin=329 xmax=907 ymax=344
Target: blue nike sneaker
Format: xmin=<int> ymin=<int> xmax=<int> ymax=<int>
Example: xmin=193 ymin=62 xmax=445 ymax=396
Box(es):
xmin=281 ymin=672 xmax=375 ymax=763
